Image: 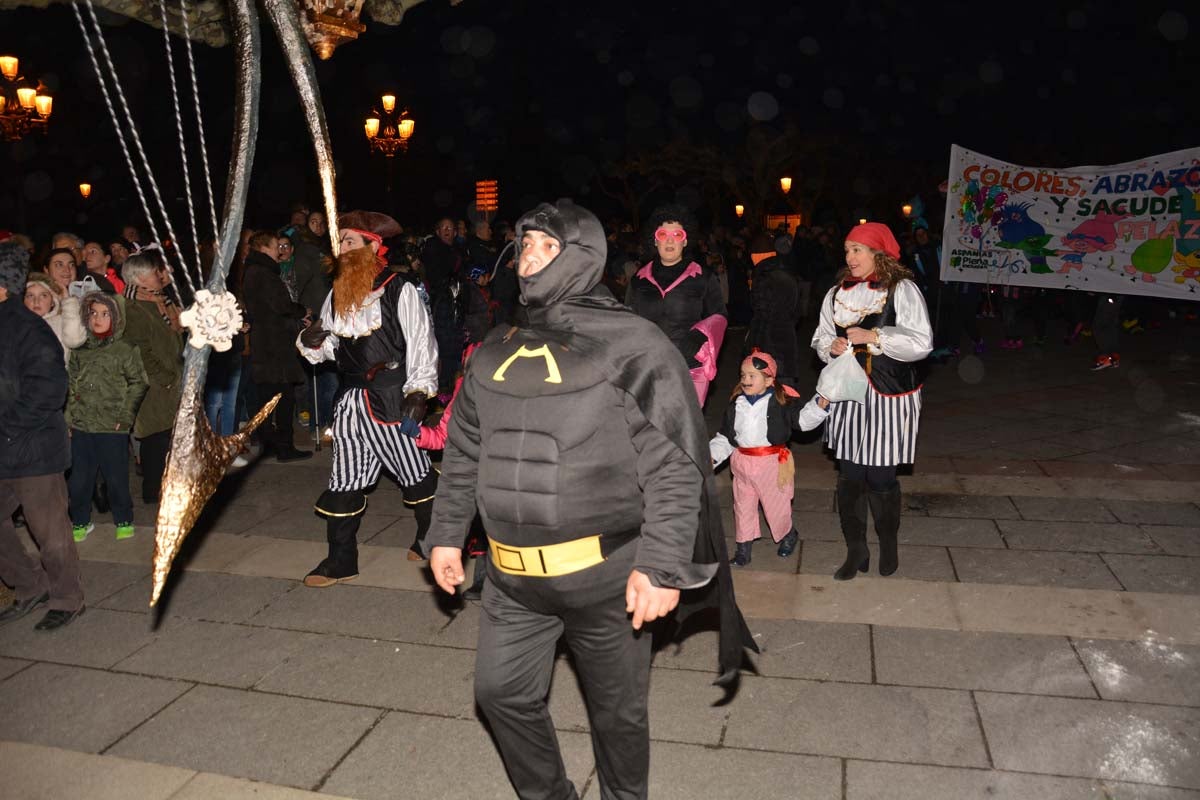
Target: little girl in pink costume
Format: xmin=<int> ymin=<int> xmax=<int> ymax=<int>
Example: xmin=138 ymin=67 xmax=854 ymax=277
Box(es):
xmin=710 ymin=350 xmax=829 ymax=566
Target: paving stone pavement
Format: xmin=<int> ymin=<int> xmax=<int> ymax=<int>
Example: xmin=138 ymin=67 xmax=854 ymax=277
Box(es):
xmin=2 ymin=318 xmax=1200 ymax=798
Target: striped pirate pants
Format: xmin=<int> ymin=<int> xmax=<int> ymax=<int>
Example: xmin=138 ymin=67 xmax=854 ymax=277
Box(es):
xmin=824 ymin=385 xmax=922 ymax=467
xmin=328 ymin=389 xmax=431 ymax=492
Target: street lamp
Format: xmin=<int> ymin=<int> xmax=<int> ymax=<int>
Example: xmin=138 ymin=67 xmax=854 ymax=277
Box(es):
xmin=859 ymin=217 xmax=867 ymax=225
xmin=0 ymin=55 xmax=54 ymax=142
xmin=364 ymin=95 xmax=415 ymax=158
xmin=901 ymin=203 xmax=913 ymax=218
xmin=734 ymin=204 xmax=745 ymax=218
xmin=779 ymin=176 xmax=792 ymax=194
xmin=79 ymin=183 xmax=92 ymax=200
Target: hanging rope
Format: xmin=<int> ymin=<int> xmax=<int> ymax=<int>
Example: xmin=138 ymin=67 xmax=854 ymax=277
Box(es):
xmin=71 ymin=2 xmax=161 ymax=258
xmin=157 ymin=0 xmax=202 ymax=290
xmin=178 ymin=0 xmax=220 ymax=251
xmin=75 ymin=0 xmax=196 ymax=298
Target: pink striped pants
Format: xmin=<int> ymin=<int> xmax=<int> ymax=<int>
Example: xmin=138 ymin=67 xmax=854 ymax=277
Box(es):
xmin=730 ymin=450 xmax=794 ymax=543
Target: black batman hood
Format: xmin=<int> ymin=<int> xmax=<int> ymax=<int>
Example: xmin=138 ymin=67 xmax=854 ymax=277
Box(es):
xmin=515 ymin=199 xmax=607 ymax=309
xmin=504 ymin=199 xmax=758 ymax=690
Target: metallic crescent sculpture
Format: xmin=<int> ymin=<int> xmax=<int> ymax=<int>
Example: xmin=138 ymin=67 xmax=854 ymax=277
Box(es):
xmin=151 ymin=0 xmax=340 ymax=606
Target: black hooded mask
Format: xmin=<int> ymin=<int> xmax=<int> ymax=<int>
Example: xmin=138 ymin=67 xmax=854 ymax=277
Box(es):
xmin=515 ymin=199 xmax=607 ymax=311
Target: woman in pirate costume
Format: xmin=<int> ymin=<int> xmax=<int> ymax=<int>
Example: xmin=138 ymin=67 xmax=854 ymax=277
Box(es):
xmin=811 ymin=223 xmax=932 ymax=581
xmin=297 ymin=211 xmax=438 ymax=587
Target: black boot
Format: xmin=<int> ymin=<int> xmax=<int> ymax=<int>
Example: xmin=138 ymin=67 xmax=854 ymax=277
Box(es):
xmin=834 ymin=476 xmax=870 ymax=581
xmin=776 ymin=527 xmax=799 ymax=558
xmin=409 ymin=499 xmax=433 ymax=561
xmin=868 ymin=484 xmax=902 ymax=576
xmin=730 ymin=541 xmax=752 ymax=567
xmin=404 ymin=469 xmax=439 ymax=561
xmin=306 ymin=491 xmax=365 ymax=587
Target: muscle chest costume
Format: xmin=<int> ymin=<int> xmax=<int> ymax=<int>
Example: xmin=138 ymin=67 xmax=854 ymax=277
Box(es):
xmin=426 ymin=200 xmax=755 ymax=800
xmin=296 ymin=211 xmax=440 ymax=586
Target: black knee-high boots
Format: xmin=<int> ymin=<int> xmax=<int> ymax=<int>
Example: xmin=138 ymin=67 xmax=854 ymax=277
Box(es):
xmin=306 ymin=490 xmax=366 ymax=588
xmin=834 ymin=476 xmax=870 ymax=581
xmin=867 ymin=484 xmax=902 ymax=576
xmin=403 ymin=468 xmax=439 ymax=561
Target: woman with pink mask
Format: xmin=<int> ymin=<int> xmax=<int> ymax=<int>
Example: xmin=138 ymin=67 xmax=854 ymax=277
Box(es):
xmin=625 ymin=204 xmax=727 ymax=405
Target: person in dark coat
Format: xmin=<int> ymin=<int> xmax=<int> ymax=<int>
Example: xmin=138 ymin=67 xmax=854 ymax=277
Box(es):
xmin=0 ymin=241 xmax=86 ymax=631
xmin=242 ymin=230 xmax=312 ymax=461
xmin=487 ymin=222 xmax=519 ymax=328
xmin=747 ymin=240 xmax=803 ymax=388
xmin=625 ymin=204 xmax=728 ymax=405
xmin=426 ymin=199 xmax=755 ymax=800
xmin=422 ymin=218 xmax=466 ymax=390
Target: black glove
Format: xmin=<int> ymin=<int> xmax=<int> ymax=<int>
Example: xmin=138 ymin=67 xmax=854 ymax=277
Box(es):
xmin=683 ymin=328 xmax=709 ymax=368
xmin=300 ymin=320 xmax=330 ymax=349
xmin=400 ymin=391 xmax=428 ymax=423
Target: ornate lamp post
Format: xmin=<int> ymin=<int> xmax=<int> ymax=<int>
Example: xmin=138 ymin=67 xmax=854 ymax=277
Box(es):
xmin=0 ymin=55 xmax=54 ymax=142
xmin=734 ymin=204 xmax=745 ymax=219
xmin=364 ymin=95 xmax=414 ymax=214
xmin=779 ymin=176 xmax=792 ymax=194
xmin=364 ymin=95 xmax=415 ymax=158
xmin=79 ymin=183 xmax=92 ymax=200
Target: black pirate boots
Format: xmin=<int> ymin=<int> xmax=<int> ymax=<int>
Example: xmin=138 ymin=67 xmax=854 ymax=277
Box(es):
xmin=305 ymin=490 xmax=365 ymax=588
xmin=868 ymin=483 xmax=902 ymax=576
xmin=834 ymin=477 xmax=870 ymax=581
xmin=404 ymin=468 xmax=439 ymax=561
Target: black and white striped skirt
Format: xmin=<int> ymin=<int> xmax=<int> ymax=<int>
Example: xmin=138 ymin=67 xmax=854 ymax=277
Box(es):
xmin=824 ymin=385 xmax=922 ymax=466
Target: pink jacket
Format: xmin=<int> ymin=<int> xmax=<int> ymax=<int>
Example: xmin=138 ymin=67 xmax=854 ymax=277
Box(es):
xmin=415 ymin=375 xmax=462 ymax=451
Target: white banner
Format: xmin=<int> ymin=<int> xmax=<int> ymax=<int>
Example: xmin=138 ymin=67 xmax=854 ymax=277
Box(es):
xmin=940 ymin=144 xmax=1200 ymax=301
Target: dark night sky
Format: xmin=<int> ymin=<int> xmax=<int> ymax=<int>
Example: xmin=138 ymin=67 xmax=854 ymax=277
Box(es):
xmin=0 ymin=0 xmax=1195 ymax=241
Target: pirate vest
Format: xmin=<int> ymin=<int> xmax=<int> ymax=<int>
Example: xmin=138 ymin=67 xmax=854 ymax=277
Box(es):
xmin=831 ymin=286 xmax=918 ymax=395
xmin=336 ymin=274 xmax=410 ymax=421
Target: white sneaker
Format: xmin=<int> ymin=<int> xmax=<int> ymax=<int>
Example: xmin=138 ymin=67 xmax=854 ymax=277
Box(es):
xmin=230 ymin=455 xmax=250 ymax=468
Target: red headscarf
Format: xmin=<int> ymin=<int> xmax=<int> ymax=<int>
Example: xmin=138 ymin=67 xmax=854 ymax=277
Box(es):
xmin=845 ymin=222 xmax=901 ymax=260
xmin=344 ymin=228 xmax=389 ymax=266
xmin=741 ymin=348 xmax=800 ymax=397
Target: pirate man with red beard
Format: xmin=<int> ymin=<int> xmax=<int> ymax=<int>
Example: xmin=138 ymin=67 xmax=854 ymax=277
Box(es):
xmin=297 ymin=211 xmax=438 ymax=587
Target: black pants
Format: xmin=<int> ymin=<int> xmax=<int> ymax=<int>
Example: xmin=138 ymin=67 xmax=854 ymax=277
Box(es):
xmin=68 ymin=431 xmax=133 ymax=526
xmin=475 ymin=556 xmax=652 ymax=800
xmin=255 ymin=381 xmax=298 ymax=450
xmin=1093 ymin=295 xmax=1124 ymax=353
xmin=138 ymin=429 xmax=171 ymax=504
xmin=839 ymin=459 xmax=898 ymax=492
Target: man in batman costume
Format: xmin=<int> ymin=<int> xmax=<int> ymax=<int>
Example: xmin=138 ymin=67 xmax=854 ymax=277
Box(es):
xmin=427 ymin=199 xmax=755 ymax=800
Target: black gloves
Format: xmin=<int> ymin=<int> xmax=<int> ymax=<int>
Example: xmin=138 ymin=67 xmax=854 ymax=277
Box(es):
xmin=300 ymin=321 xmax=330 ymax=349
xmin=683 ymin=328 xmax=709 ymax=368
xmin=400 ymin=391 xmax=428 ymax=424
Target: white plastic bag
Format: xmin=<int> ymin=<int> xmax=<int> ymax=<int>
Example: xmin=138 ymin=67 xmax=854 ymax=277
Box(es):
xmin=816 ymin=348 xmax=868 ymax=404
xmin=67 ymin=274 xmax=102 ymax=298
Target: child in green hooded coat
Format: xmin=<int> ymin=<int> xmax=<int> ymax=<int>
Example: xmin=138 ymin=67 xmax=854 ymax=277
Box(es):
xmin=65 ymin=292 xmax=149 ymax=542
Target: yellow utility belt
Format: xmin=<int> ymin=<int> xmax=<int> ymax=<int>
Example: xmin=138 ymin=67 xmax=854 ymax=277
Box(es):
xmin=490 ymin=535 xmax=605 ymax=578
